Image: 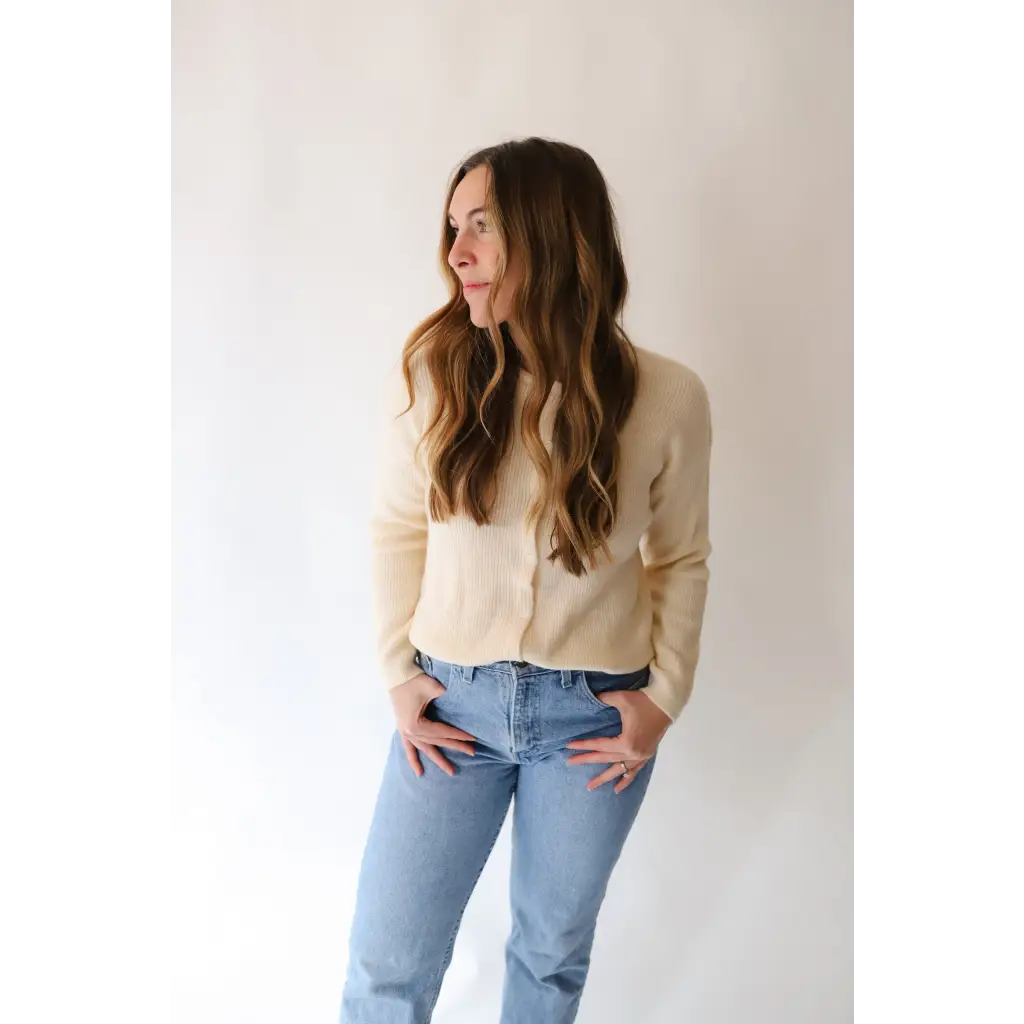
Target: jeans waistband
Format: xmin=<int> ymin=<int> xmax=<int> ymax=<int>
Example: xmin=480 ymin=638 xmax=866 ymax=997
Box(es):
xmin=415 ymin=651 xmax=578 ymax=686
xmin=414 ymin=651 xmax=650 ymax=692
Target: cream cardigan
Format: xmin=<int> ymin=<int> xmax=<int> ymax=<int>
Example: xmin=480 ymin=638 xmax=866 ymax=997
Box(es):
xmin=369 ymin=345 xmax=712 ymax=724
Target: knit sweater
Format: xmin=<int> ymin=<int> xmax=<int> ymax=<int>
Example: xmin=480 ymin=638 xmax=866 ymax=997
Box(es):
xmin=369 ymin=344 xmax=712 ymax=724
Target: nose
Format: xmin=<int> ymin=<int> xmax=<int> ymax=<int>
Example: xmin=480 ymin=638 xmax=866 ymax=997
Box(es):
xmin=448 ymin=233 xmax=475 ymax=270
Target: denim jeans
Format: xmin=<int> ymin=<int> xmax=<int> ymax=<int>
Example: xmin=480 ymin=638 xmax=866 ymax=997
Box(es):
xmin=340 ymin=652 xmax=658 ymax=1023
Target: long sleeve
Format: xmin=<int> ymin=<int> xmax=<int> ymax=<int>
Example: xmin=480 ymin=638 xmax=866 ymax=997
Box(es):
xmin=369 ymin=360 xmax=429 ymax=689
xmin=638 ymin=372 xmax=713 ymax=723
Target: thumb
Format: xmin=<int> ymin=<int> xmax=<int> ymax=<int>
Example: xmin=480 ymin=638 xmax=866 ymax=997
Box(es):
xmin=415 ymin=677 xmax=448 ymax=717
xmin=426 ymin=677 xmax=448 ymax=701
xmin=597 ymin=689 xmax=627 ymax=709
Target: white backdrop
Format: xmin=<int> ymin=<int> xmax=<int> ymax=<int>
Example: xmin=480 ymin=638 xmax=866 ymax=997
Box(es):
xmin=172 ymin=1 xmax=852 ymax=1021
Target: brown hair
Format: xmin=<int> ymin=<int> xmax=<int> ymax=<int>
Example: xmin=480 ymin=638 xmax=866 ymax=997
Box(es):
xmin=399 ymin=137 xmax=639 ymax=576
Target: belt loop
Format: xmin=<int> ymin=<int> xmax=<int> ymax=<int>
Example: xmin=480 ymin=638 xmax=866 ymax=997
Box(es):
xmin=461 ymin=664 xmax=475 ymax=685
xmin=561 ymin=668 xmax=574 ymax=689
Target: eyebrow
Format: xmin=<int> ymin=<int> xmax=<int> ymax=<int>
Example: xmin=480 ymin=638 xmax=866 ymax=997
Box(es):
xmin=447 ymin=206 xmax=487 ymax=225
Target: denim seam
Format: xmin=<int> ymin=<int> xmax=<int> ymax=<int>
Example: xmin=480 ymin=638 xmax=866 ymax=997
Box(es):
xmin=422 ymin=804 xmax=511 ymax=1022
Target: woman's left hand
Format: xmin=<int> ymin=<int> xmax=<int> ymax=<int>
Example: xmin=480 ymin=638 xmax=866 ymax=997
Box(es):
xmin=566 ymin=690 xmax=672 ymax=793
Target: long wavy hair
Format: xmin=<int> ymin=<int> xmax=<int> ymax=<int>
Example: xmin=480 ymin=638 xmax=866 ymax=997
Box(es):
xmin=399 ymin=137 xmax=640 ymax=576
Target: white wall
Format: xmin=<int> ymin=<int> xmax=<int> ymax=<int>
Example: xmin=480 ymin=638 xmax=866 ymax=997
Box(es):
xmin=172 ymin=1 xmax=852 ymax=1020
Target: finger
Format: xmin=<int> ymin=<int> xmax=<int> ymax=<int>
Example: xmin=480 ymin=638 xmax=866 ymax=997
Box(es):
xmin=417 ymin=742 xmax=456 ymax=777
xmin=412 ymin=727 xmax=477 ymax=755
xmin=566 ymin=751 xmax=628 ymax=766
xmin=420 ymin=721 xmax=479 ymax=745
xmin=432 ymin=738 xmax=477 ymax=756
xmin=402 ymin=737 xmax=423 ymax=777
xmin=566 ymin=736 xmax=623 ymax=752
xmin=586 ymin=764 xmax=624 ymax=791
xmin=614 ymin=760 xmax=648 ymax=794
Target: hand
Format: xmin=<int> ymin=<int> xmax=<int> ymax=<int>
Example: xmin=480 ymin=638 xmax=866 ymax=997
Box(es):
xmin=389 ymin=672 xmax=478 ymax=778
xmin=566 ymin=689 xmax=672 ymax=792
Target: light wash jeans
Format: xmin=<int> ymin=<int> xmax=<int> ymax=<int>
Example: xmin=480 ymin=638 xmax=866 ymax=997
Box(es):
xmin=340 ymin=651 xmax=658 ymax=1023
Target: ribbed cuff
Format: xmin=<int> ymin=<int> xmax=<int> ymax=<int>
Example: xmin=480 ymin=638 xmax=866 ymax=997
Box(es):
xmin=642 ymin=665 xmax=689 ymax=724
xmin=382 ymin=648 xmax=422 ymax=691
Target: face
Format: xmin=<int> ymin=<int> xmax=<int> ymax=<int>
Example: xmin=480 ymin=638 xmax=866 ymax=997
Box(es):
xmin=447 ymin=165 xmax=520 ymax=328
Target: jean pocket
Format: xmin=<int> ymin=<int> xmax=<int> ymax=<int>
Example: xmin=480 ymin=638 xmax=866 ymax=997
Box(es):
xmin=416 ymin=651 xmax=458 ymax=698
xmin=416 ymin=650 xmax=442 ymax=678
xmin=576 ymin=666 xmax=650 ymax=712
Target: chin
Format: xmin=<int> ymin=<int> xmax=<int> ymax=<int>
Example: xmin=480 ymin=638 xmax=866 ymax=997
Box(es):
xmin=468 ymin=306 xmax=506 ymax=329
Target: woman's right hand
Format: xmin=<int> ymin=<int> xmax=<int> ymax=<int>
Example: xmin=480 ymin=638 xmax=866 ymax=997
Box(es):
xmin=389 ymin=672 xmax=478 ymax=778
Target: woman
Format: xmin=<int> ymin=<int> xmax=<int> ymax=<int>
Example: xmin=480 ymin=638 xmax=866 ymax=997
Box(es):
xmin=341 ymin=138 xmax=712 ymax=1023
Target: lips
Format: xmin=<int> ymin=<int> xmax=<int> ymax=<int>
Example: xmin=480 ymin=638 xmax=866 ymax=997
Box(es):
xmin=463 ymin=282 xmax=489 ymax=291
